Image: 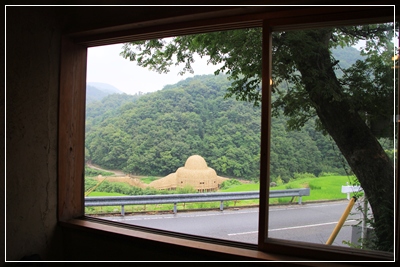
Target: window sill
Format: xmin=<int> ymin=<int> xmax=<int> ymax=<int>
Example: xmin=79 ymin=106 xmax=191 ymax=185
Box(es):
xmin=59 ymin=217 xmax=376 ymax=265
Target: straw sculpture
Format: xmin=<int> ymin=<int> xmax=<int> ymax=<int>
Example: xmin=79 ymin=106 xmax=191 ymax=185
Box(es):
xmin=149 ymin=155 xmax=228 ymax=192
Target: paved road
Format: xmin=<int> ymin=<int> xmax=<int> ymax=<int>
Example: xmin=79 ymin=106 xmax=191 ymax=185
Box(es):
xmin=96 ymin=200 xmax=366 ymax=247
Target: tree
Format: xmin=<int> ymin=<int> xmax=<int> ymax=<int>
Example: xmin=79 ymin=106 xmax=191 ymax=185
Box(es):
xmin=120 ymin=23 xmax=397 ymax=252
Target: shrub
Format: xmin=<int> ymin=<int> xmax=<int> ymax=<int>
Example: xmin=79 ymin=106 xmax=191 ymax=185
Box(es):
xmin=84 ymin=178 xmax=98 ymax=191
xmin=220 ymin=179 xmax=242 ymax=190
xmin=275 ymin=175 xmax=284 ymax=186
xmin=293 ymin=172 xmax=316 ymax=180
xmin=176 ymin=185 xmax=197 ymax=194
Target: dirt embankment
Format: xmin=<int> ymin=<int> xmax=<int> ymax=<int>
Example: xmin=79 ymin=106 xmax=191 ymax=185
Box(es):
xmin=86 ymin=162 xmax=125 ymax=176
xmin=87 ymin=163 xmax=157 ymax=188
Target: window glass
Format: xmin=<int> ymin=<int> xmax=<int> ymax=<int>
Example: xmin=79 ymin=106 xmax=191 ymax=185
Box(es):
xmin=82 ymin=20 xmax=397 ymax=256
xmin=268 ymin=22 xmax=396 ymax=254
xmin=84 ymin=29 xmax=262 ymax=244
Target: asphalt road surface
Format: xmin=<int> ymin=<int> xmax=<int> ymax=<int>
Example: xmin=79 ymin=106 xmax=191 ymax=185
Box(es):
xmin=95 ymin=200 xmax=366 ymax=247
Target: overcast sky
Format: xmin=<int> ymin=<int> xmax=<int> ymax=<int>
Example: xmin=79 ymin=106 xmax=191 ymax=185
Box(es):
xmin=86 ymin=43 xmax=222 ymax=95
xmin=86 ymin=37 xmax=397 ymax=96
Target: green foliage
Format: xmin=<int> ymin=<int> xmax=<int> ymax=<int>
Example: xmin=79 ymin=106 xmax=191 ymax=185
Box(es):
xmin=219 ymin=179 xmax=242 ymax=190
xmin=84 ymin=178 xmax=98 ymax=192
xmin=95 ymin=181 xmax=144 ymax=196
xmin=293 ymin=172 xmax=316 ymax=180
xmin=88 ymin=179 xmax=197 ymax=196
xmin=285 ymin=184 xmax=293 ymax=190
xmin=274 ymin=176 xmax=284 ymax=186
xmin=384 ymin=149 xmax=396 ymax=163
xmin=85 ymin=167 xmax=114 ymax=177
xmin=176 ymin=185 xmax=197 ymax=194
xmin=269 ymin=116 xmax=349 ymax=183
xmin=140 ymin=176 xmax=159 ymax=184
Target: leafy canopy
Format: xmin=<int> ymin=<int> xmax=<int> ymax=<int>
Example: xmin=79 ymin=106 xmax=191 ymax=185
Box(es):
xmin=120 ymin=24 xmax=396 ymax=135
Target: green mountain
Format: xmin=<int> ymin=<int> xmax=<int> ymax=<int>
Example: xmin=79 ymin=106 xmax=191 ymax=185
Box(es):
xmin=86 ymin=82 xmax=124 ymax=104
xmin=85 ymin=74 xmax=351 ymax=182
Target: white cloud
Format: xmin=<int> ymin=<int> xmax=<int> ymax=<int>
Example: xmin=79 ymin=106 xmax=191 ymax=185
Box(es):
xmin=87 ymin=43 xmax=222 ymax=95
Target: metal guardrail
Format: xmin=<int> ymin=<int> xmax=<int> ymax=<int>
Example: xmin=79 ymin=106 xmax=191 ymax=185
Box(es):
xmin=85 ymin=188 xmax=310 ymax=215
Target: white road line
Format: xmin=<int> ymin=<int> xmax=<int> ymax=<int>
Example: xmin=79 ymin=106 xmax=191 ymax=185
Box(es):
xmin=228 ymin=220 xmax=357 ymax=236
xmin=228 ymin=231 xmax=258 ymax=236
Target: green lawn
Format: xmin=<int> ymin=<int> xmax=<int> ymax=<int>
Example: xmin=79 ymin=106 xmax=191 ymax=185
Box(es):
xmin=219 ymin=175 xmax=359 ymax=204
xmin=271 ymin=175 xmax=359 ymax=201
xmin=220 ymin=183 xmax=260 ymax=192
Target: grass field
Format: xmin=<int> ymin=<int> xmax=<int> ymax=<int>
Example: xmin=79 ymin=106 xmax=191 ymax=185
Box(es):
xmin=219 ymin=175 xmax=360 ymax=203
xmin=85 ymin=174 xmax=361 ymax=215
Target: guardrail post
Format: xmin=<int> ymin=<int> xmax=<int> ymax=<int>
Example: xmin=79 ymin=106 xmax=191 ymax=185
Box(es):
xmin=121 ymin=205 xmax=125 ymax=216
xmin=174 ymin=203 xmax=177 ymax=214
xmin=220 ymin=201 xmax=224 ymax=211
xmin=298 ymin=196 xmax=302 ymax=204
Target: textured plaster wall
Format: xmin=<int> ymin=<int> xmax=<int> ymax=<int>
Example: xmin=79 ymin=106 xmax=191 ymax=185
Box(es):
xmin=6 ymin=7 xmax=63 ymax=261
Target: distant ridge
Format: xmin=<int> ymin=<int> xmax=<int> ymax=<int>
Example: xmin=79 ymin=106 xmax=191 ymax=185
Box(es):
xmin=86 ymin=82 xmax=123 ymax=103
xmin=87 ymin=82 xmax=123 ymax=94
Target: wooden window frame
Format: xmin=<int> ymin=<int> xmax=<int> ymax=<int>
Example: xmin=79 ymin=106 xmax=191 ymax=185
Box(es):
xmin=58 ymin=5 xmax=397 ymax=262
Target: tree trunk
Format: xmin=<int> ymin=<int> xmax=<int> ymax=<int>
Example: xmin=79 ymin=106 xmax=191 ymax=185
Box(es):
xmin=286 ymin=29 xmax=394 ymax=251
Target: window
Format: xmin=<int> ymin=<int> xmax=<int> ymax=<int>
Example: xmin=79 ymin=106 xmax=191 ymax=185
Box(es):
xmin=84 ymin=29 xmax=262 ymax=244
xmin=267 ymin=23 xmax=396 ymax=252
xmin=58 ymin=5 xmax=397 ymax=262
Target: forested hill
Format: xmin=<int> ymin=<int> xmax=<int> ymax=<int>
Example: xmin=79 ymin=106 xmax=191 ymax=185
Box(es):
xmin=85 ymin=73 xmax=353 ymax=182
xmin=86 ymin=82 xmax=124 ymax=104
